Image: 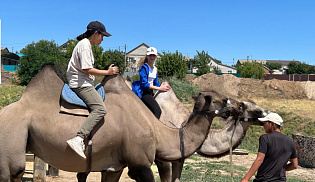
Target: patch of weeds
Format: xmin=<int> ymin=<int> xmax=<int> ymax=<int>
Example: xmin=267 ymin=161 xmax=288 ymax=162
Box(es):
xmin=168 ymin=77 xmax=200 ymax=102
xmin=0 ymin=86 xmax=25 ymax=109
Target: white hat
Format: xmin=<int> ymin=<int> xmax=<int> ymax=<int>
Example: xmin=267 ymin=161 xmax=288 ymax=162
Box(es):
xmin=258 ymin=112 xmax=283 ymax=126
xmin=146 ymin=47 xmax=158 ymax=56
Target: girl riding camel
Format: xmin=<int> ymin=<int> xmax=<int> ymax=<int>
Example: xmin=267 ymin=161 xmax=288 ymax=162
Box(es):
xmin=66 ymin=21 xmax=119 ymax=159
xmin=132 ymin=47 xmax=170 ymax=119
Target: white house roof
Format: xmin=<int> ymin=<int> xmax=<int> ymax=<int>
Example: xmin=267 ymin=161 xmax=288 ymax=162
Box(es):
xmin=126 ymin=43 xmax=149 ymax=56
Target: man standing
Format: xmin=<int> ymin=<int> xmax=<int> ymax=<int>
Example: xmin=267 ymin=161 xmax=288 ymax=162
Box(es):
xmin=241 ymin=112 xmax=298 ymax=182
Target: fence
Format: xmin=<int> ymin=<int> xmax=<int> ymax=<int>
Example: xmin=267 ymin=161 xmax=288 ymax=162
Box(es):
xmin=264 ymin=74 xmax=315 ymax=81
xmin=2 ymin=65 xmax=18 ymax=72
xmin=25 ymin=153 xmax=59 ymax=182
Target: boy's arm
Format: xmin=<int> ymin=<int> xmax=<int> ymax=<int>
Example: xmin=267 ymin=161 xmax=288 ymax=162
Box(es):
xmin=241 ymin=152 xmax=265 ymax=182
xmin=286 ymin=158 xmax=298 ymax=171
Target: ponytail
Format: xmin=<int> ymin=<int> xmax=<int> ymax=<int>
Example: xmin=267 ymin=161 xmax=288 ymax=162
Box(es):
xmin=76 ymin=30 xmax=94 ymax=41
xmin=137 ymin=56 xmax=148 ymax=72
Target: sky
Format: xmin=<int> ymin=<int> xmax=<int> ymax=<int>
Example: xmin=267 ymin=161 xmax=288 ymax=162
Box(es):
xmin=1 ymin=0 xmax=315 ymax=66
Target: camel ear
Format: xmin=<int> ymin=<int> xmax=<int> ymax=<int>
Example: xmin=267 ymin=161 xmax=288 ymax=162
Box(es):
xmin=192 ymin=92 xmax=202 ymax=101
xmin=192 ymin=95 xmax=198 ymax=101
xmin=239 ymin=102 xmax=246 ymax=111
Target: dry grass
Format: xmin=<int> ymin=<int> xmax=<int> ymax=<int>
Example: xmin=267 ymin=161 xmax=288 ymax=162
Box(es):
xmin=249 ymin=97 xmax=315 ymax=119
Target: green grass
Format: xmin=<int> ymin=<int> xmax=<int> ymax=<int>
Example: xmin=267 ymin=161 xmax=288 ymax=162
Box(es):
xmin=0 ymin=86 xmax=25 ymax=109
xmin=176 ymin=155 xmax=311 ymax=182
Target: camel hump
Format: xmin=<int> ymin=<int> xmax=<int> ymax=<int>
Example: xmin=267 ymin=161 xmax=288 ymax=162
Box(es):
xmin=102 ymin=74 xmax=132 ymax=93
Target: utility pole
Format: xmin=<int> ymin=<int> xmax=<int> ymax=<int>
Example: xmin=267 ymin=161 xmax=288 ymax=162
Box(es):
xmin=0 ymin=19 xmax=2 ymax=85
xmin=124 ymin=44 xmax=126 ymax=74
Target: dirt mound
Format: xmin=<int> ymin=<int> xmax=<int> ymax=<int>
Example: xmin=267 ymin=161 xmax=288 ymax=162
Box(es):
xmin=239 ymin=78 xmax=307 ymax=100
xmin=192 ymin=73 xmax=312 ymax=100
xmin=192 ymin=73 xmax=240 ymax=99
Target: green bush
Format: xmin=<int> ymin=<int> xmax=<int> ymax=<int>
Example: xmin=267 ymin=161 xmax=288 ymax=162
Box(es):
xmin=167 ymin=77 xmax=200 ymax=102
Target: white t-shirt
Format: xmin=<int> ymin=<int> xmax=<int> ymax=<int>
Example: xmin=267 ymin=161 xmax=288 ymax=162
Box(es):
xmin=67 ymin=38 xmax=95 ymax=88
xmin=145 ymin=63 xmax=157 ymax=86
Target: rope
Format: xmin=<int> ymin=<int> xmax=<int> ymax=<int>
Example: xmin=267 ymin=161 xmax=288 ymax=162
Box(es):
xmin=229 ymin=106 xmax=242 ymax=182
xmin=179 ymin=127 xmax=185 ymax=163
xmin=229 ymin=121 xmax=237 ymax=182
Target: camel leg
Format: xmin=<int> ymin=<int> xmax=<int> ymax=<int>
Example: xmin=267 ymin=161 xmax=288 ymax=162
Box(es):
xmin=128 ymin=166 xmax=155 ymax=182
xmin=171 ymin=161 xmax=184 ymax=182
xmin=101 ymin=170 xmax=123 ymax=182
xmin=0 ymin=125 xmax=27 ymax=182
xmin=1 ymin=152 xmax=26 ymax=182
xmin=155 ymin=160 xmax=171 ymax=182
xmin=77 ymin=172 xmax=89 ymax=182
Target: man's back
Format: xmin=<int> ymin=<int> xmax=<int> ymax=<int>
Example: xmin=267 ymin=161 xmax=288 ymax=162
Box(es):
xmin=255 ymin=131 xmax=297 ymax=181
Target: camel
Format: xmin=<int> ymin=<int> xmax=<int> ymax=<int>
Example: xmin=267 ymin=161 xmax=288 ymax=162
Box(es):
xmin=154 ymin=84 xmax=268 ymax=181
xmin=0 ymin=63 xmax=235 ymax=182
xmin=89 ymin=81 xmax=268 ymax=182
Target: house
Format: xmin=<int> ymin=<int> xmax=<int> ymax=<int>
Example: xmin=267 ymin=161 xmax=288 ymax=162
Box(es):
xmin=237 ymin=59 xmax=300 ymax=75
xmin=190 ymin=56 xmax=237 ymax=74
xmin=210 ymin=59 xmax=237 ymax=74
xmin=266 ymin=60 xmax=299 ymax=74
xmin=1 ymin=47 xmax=20 ymax=72
xmin=125 ymin=43 xmax=151 ymax=76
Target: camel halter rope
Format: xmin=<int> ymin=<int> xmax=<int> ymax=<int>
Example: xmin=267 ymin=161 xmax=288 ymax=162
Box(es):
xmin=229 ymin=106 xmax=269 ymax=182
xmin=229 ymin=101 xmax=242 ymax=182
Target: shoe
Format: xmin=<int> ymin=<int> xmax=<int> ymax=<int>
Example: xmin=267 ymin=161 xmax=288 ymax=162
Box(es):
xmin=66 ymin=136 xmax=86 ymax=159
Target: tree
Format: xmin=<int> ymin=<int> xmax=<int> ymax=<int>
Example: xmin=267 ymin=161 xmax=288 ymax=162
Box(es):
xmin=237 ymin=61 xmax=265 ymax=79
xmin=287 ymin=62 xmax=315 ymax=74
xmin=18 ymin=40 xmax=67 ymax=85
xmin=155 ymin=51 xmax=188 ymax=79
xmin=211 ymin=66 xmax=222 ymax=73
xmin=194 ymin=50 xmax=211 ymax=76
xmin=266 ymin=62 xmax=282 ymax=70
xmin=98 ymin=49 xmax=127 ymax=74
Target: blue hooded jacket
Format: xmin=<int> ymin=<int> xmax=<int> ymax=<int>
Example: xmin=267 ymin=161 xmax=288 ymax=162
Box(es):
xmin=132 ymin=63 xmax=160 ymax=98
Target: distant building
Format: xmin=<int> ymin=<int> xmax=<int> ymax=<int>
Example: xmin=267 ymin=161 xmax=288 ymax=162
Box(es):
xmin=125 ymin=43 xmax=154 ymax=76
xmin=210 ymin=59 xmax=237 ymax=74
xmin=191 ymin=56 xmax=237 ymax=74
xmin=1 ymin=47 xmax=21 ymax=72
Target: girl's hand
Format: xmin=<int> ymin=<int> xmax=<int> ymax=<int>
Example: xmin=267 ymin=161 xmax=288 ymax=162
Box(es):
xmin=108 ymin=64 xmax=119 ymax=75
xmin=159 ymin=82 xmax=170 ymax=91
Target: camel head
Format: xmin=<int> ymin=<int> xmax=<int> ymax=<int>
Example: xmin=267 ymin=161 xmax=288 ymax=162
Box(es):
xmin=237 ymin=101 xmax=269 ymax=125
xmin=192 ymin=91 xmax=235 ymax=119
xmin=197 ymin=100 xmax=270 ymax=157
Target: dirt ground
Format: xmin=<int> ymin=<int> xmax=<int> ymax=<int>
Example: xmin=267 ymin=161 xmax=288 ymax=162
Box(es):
xmin=25 ymin=153 xmax=315 ymax=181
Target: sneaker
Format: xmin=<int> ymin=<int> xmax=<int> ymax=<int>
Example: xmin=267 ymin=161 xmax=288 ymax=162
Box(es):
xmin=66 ymin=136 xmax=86 ymax=159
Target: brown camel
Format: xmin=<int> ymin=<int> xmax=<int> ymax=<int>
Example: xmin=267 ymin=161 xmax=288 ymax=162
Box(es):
xmin=95 ymin=81 xmax=267 ymax=182
xmin=0 ymin=63 xmax=234 ymax=182
xmin=154 ymin=83 xmax=268 ymax=182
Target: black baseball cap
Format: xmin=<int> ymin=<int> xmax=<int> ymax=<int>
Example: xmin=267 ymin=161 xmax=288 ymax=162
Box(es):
xmin=87 ymin=21 xmax=111 ymax=37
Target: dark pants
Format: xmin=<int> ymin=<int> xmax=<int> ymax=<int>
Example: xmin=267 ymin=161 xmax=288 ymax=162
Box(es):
xmin=141 ymin=90 xmax=161 ymax=119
